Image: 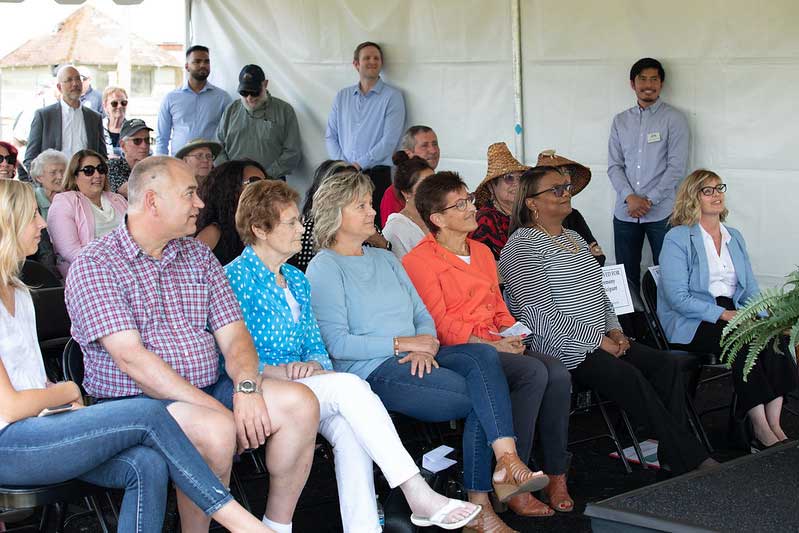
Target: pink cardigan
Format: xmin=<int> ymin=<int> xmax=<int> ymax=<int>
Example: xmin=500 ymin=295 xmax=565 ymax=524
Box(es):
xmin=48 ymin=190 xmax=128 ymax=277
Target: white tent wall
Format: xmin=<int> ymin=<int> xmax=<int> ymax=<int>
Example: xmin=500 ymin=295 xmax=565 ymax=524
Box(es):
xmin=190 ymin=0 xmax=799 ymax=286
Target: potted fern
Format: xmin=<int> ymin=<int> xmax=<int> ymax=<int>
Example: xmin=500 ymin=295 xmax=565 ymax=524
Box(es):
xmin=720 ymin=268 xmax=799 ymax=380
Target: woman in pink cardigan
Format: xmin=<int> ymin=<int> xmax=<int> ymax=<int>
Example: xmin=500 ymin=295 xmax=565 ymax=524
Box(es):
xmin=48 ymin=149 xmax=127 ymax=277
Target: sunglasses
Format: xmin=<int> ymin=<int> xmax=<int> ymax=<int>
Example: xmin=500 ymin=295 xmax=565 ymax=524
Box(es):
xmin=243 ymin=176 xmax=264 ymax=186
xmin=76 ymin=163 xmax=108 ymax=177
xmin=529 ymin=183 xmax=573 ymax=198
xmin=109 ymin=100 xmax=128 ymax=108
xmin=185 ymin=153 xmax=214 ymax=161
xmin=239 ymin=90 xmax=260 ymax=98
xmin=0 ymin=154 xmax=16 ymax=165
xmin=438 ymin=193 xmax=476 ymax=213
xmin=700 ymin=183 xmax=727 ymax=196
xmin=499 ymin=173 xmax=521 ymax=185
xmin=129 ymin=137 xmax=153 ymax=146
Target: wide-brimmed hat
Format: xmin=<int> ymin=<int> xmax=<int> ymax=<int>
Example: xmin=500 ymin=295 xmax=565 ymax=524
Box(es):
xmin=536 ymin=149 xmax=591 ymax=196
xmin=175 ymin=138 xmax=223 ymax=160
xmin=474 ymin=142 xmax=530 ymax=207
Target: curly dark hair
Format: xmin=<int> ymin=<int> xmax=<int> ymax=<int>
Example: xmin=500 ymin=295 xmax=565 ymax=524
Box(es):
xmin=301 ymin=160 xmax=358 ymax=219
xmin=196 ymin=159 xmax=268 ymax=239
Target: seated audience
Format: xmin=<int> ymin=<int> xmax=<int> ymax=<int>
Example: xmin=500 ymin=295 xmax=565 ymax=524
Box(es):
xmin=658 ymin=169 xmax=797 ymax=449
xmin=176 ymin=138 xmax=222 ymax=187
xmin=403 ymin=171 xmax=573 ymax=516
xmin=29 ymin=149 xmax=67 ymax=220
xmin=0 ymin=179 xmax=275 ymax=533
xmin=499 ymin=166 xmax=716 ymax=475
xmin=470 ymin=142 xmax=529 ymax=260
xmin=306 ymin=171 xmax=549 ymax=533
xmin=102 ymin=86 xmax=128 ymax=157
xmin=225 ymin=180 xmax=480 ymax=531
xmin=48 ymin=149 xmax=127 ymax=277
xmin=108 ymin=119 xmax=154 ymax=197
xmin=381 ymin=151 xmax=433 ymax=259
xmin=65 ymin=156 xmax=320 ymax=532
xmin=380 ymin=125 xmax=441 ymax=225
xmin=196 ymin=159 xmax=268 ymax=266
xmin=288 ymin=159 xmax=390 ymax=272
xmin=0 ymin=141 xmax=18 ymax=180
xmin=536 ymin=150 xmax=605 ymax=266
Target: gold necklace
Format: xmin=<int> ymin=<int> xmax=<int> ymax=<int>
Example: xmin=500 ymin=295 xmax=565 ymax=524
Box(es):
xmin=535 ymin=224 xmax=580 ymax=254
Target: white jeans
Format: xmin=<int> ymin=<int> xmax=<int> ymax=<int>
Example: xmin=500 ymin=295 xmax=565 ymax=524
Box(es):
xmin=298 ymin=372 xmax=420 ymax=533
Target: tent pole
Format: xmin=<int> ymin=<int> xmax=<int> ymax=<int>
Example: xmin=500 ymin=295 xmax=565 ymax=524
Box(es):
xmin=510 ymin=0 xmax=525 ymax=162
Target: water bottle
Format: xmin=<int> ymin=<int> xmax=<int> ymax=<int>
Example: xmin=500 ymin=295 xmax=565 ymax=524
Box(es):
xmin=376 ymin=494 xmax=385 ymax=531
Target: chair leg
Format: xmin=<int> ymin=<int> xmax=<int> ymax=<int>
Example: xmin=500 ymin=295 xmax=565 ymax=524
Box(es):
xmin=104 ymin=492 xmax=119 ymax=521
xmin=87 ymin=495 xmax=111 ymax=533
xmin=230 ymin=470 xmax=251 ymax=513
xmin=53 ymin=502 xmax=66 ymax=533
xmin=619 ymin=409 xmax=650 ymax=469
xmin=594 ymin=392 xmax=632 ymax=474
xmin=685 ymin=392 xmax=714 ymax=454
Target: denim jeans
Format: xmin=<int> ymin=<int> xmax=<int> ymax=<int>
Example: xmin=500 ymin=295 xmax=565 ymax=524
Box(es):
xmin=0 ymin=397 xmax=233 ymax=533
xmin=365 ymin=343 xmax=515 ymax=492
xmin=613 ymin=215 xmax=670 ymax=295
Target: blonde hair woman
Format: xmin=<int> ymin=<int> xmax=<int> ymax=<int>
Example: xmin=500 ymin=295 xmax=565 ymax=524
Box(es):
xmin=659 ymin=169 xmax=796 ymax=450
xmin=0 ymin=180 xmax=276 ymax=533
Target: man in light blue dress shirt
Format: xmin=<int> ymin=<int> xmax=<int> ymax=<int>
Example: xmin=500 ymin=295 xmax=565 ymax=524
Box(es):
xmin=325 ymin=41 xmax=406 ymax=216
xmin=608 ymin=57 xmax=689 ymax=294
xmin=156 ymin=45 xmax=232 ymax=156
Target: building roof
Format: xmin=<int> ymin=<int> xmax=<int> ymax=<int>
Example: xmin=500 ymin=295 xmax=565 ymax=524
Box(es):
xmin=0 ymin=5 xmax=182 ymax=68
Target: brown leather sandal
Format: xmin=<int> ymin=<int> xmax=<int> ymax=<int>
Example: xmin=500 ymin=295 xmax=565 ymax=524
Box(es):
xmin=544 ymin=474 xmax=574 ymax=512
xmin=507 ymin=492 xmax=555 ymax=517
xmin=463 ymin=505 xmax=519 ymax=533
xmin=492 ymin=451 xmax=550 ymax=502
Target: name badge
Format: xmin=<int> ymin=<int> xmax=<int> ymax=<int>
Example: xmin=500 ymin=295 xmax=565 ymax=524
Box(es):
xmin=647 ymin=132 xmax=661 ymax=143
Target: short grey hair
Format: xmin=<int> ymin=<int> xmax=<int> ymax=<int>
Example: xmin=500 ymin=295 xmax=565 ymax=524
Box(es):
xmin=312 ymin=171 xmax=374 ymax=250
xmin=29 ymin=149 xmax=67 ymax=179
xmin=127 ymin=155 xmax=174 ymax=209
xmin=400 ymin=125 xmax=434 ymax=152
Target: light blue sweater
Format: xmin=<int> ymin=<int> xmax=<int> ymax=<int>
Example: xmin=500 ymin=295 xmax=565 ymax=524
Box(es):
xmin=305 ymin=247 xmax=436 ymax=379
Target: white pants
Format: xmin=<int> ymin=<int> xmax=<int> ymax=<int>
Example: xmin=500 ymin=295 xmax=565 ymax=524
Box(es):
xmin=298 ymin=372 xmax=419 ymax=533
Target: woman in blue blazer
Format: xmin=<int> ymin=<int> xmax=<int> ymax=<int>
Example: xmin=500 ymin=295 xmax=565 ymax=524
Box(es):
xmin=658 ymin=169 xmax=796 ymax=450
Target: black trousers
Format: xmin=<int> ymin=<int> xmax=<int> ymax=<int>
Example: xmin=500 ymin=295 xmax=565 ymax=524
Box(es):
xmin=364 ymin=165 xmax=391 ymax=226
xmin=571 ymin=341 xmax=708 ymax=474
xmin=671 ymin=296 xmax=798 ymax=415
xmin=499 ymin=351 xmax=572 ymax=475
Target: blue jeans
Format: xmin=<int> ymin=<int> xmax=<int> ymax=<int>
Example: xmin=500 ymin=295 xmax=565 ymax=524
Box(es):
xmin=0 ymin=398 xmax=233 ymax=533
xmin=613 ymin=215 xmax=670 ymax=295
xmin=365 ymin=344 xmax=515 ymax=492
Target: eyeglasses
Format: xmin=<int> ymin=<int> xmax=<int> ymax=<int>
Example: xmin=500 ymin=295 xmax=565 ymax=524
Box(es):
xmin=700 ymin=183 xmax=727 ymax=196
xmin=529 ymin=183 xmax=573 ymax=198
xmin=109 ymin=100 xmax=128 ymax=108
xmin=128 ymin=137 xmax=153 ymax=146
xmin=437 ymin=193 xmax=476 ymax=213
xmin=76 ymin=163 xmax=108 ymax=177
xmin=499 ymin=173 xmax=520 ymax=185
xmin=185 ymin=153 xmax=214 ymax=161
xmin=243 ymin=176 xmax=264 ymax=186
xmin=239 ymin=90 xmax=260 ymax=98
xmin=0 ymin=155 xmax=16 ymax=165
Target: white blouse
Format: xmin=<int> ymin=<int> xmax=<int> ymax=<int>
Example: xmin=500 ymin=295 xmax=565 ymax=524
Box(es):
xmin=0 ymin=288 xmax=48 ymax=431
xmin=700 ymin=224 xmax=738 ymax=299
xmin=90 ymin=195 xmax=122 ymax=239
xmin=382 ymin=213 xmax=426 ymax=260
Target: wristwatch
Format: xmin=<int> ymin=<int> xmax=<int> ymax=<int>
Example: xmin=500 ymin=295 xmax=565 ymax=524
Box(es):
xmin=235 ymin=379 xmax=259 ymax=394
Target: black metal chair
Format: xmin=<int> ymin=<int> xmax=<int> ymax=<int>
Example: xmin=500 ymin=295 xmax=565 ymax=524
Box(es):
xmin=31 ymin=287 xmax=71 ymax=383
xmin=20 ymin=260 xmax=61 ymax=289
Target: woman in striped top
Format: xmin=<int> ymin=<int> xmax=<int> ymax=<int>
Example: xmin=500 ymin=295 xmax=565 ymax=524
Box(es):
xmin=499 ymin=166 xmax=715 ymax=475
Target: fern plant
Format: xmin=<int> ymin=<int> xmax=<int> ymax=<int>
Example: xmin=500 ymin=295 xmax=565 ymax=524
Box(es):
xmin=720 ymin=268 xmax=799 ymax=381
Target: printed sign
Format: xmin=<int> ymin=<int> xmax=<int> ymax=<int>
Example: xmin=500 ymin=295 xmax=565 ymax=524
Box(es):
xmin=602 ymin=264 xmax=635 ymax=315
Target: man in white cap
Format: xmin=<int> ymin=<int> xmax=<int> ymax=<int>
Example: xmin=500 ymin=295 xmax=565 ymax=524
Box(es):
xmin=78 ymin=66 xmax=104 ymax=114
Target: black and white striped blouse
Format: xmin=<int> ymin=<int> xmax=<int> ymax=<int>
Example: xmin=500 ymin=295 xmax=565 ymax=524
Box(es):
xmin=498 ymin=226 xmax=621 ymax=369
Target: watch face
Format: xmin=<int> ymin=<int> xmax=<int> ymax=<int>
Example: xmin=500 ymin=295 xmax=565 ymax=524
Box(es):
xmin=238 ymin=380 xmax=256 ymax=393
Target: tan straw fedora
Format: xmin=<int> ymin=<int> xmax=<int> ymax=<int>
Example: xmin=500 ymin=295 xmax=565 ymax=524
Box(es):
xmin=536 ymin=149 xmax=591 ymax=196
xmin=475 ymin=142 xmax=530 ymax=207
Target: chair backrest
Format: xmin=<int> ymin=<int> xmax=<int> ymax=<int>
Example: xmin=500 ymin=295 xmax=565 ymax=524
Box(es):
xmin=30 ymin=287 xmax=71 ymax=343
xmin=20 ymin=260 xmax=62 ymax=289
xmin=640 ymin=270 xmax=670 ymax=350
xmin=62 ymin=338 xmax=86 ymax=395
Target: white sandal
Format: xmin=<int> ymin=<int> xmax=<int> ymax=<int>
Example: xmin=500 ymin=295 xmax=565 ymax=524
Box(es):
xmin=410 ymin=498 xmax=482 ymax=530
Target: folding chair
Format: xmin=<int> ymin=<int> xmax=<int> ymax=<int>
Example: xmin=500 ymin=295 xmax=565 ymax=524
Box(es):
xmin=20 ymin=260 xmax=61 ymax=289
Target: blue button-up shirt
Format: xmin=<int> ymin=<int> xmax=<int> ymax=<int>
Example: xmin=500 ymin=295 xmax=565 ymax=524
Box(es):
xmin=607 ymin=99 xmax=690 ymax=223
xmin=224 ymin=246 xmax=333 ymax=373
xmin=325 ymin=78 xmax=405 ymax=169
xmin=156 ymin=81 xmax=232 ymax=156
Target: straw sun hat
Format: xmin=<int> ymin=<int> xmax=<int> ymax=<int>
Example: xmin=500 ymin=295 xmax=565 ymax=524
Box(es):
xmin=536 ymin=149 xmax=591 ymax=196
xmin=474 ymin=142 xmax=530 ymax=207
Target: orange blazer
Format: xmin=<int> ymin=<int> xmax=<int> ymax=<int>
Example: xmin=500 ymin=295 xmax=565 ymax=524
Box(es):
xmin=403 ymin=233 xmax=515 ymax=345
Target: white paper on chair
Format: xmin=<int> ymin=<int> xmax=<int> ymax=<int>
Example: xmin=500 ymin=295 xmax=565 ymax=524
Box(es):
xmin=423 ymin=445 xmax=458 ymax=473
xmin=493 ymin=322 xmax=532 ymax=338
xmin=601 ymin=264 xmax=635 ymax=315
xmin=648 ymin=265 xmax=661 ymax=286
xmin=608 ymin=439 xmax=661 ymax=469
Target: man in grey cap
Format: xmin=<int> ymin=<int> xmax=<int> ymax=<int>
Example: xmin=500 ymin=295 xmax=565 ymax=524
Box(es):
xmin=108 ymin=118 xmax=153 ymax=197
xmin=176 ymin=138 xmax=222 ymax=186
xmin=216 ymin=64 xmax=302 ymax=180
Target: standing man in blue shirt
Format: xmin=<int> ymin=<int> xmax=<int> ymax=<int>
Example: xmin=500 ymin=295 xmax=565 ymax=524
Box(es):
xmin=156 ymin=45 xmax=232 ymax=156
xmin=325 ymin=41 xmax=406 ymax=216
xmin=608 ymin=57 xmax=690 ymax=294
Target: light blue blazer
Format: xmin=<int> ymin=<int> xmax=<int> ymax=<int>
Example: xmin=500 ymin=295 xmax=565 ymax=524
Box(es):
xmin=657 ymin=223 xmax=759 ymax=345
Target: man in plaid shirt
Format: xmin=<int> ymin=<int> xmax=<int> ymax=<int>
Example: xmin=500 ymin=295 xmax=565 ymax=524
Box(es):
xmin=66 ymin=156 xmax=320 ymax=533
